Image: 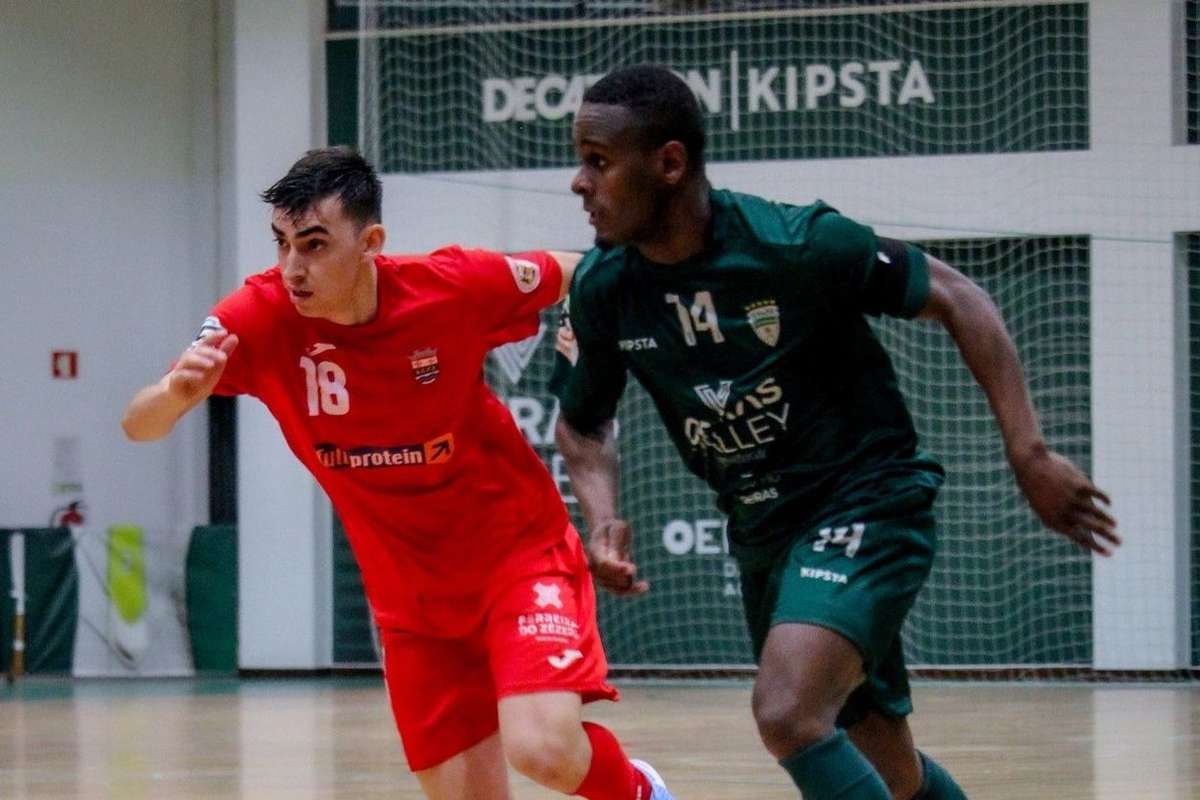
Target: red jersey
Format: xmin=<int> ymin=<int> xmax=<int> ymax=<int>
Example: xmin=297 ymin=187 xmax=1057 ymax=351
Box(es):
xmin=206 ymin=247 xmax=569 ymax=632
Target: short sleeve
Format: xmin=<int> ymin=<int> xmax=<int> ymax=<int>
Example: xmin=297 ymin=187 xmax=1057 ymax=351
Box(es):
xmin=549 ymin=261 xmax=627 ymax=435
xmin=808 ymin=209 xmax=930 ymax=318
xmin=451 ymin=248 xmax=563 ymax=348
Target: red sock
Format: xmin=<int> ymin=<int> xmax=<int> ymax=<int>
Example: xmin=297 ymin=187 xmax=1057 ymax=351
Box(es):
xmin=572 ymin=722 xmax=653 ymax=800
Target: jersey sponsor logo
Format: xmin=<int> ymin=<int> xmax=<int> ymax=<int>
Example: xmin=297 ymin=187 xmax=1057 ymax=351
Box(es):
xmin=306 ymin=342 xmax=336 ymax=357
xmin=685 ymin=377 xmax=790 ymax=457
xmin=618 ymin=337 xmax=658 ymax=351
xmin=517 ymin=612 xmax=580 ymax=641
xmin=492 ymin=323 xmax=546 ymax=385
xmin=737 ymin=488 xmax=779 ymax=505
xmin=693 ymin=380 xmax=734 ymax=414
xmin=745 ymin=300 xmax=780 ymax=347
xmin=409 ymin=347 xmax=440 ymax=384
xmin=191 ymin=315 xmax=224 ymax=346
xmin=547 ymin=649 xmax=584 ymax=670
xmin=799 ymin=566 xmax=848 ymax=585
xmin=533 ymin=581 xmax=564 ymax=609
xmin=506 ymin=255 xmax=542 ymax=294
xmin=314 ymin=433 xmax=454 ymax=469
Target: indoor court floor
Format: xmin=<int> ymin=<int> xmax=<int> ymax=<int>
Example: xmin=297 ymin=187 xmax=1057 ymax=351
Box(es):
xmin=2 ymin=677 xmax=1197 ymax=799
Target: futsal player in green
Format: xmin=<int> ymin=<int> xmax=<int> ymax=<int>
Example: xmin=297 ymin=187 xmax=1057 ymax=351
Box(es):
xmin=551 ymin=65 xmax=1120 ymax=800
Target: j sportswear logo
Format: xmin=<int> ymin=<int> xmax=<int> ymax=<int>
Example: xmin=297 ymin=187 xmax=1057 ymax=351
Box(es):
xmin=548 ymin=649 xmax=583 ymax=670
xmin=307 ymin=342 xmax=336 ymax=356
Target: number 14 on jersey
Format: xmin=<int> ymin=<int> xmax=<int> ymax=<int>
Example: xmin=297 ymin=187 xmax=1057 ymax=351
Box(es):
xmin=666 ymin=291 xmax=725 ymax=346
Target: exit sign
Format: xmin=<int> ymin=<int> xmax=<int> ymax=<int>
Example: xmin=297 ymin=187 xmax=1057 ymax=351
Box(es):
xmin=52 ymin=350 xmax=78 ymax=379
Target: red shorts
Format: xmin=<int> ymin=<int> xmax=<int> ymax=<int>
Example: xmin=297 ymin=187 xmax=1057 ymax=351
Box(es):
xmin=380 ymin=526 xmax=618 ymax=771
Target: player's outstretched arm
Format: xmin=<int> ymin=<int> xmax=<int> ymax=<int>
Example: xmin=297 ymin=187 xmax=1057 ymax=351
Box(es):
xmin=917 ymin=256 xmax=1120 ymax=556
xmin=121 ymin=331 xmax=239 ymax=442
xmin=555 ymin=416 xmax=648 ymax=595
xmin=547 ymin=251 xmax=582 ymax=301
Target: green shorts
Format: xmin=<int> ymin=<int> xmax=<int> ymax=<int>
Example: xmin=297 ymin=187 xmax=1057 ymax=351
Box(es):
xmin=739 ymin=506 xmax=936 ymax=726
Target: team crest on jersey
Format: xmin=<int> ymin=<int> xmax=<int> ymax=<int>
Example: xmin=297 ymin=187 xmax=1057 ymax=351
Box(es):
xmin=506 ymin=256 xmax=542 ymax=294
xmin=409 ymin=347 xmax=440 ymax=384
xmin=746 ymin=300 xmax=780 ymax=347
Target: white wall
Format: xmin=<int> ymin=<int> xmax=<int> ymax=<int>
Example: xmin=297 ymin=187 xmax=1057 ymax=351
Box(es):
xmin=0 ymin=1 xmax=217 ymax=539
xmin=223 ymin=0 xmax=330 ymax=671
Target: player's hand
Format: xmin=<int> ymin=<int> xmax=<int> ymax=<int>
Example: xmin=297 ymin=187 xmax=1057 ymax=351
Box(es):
xmin=167 ymin=331 xmax=239 ymax=403
xmin=586 ymin=519 xmax=649 ymax=596
xmin=1011 ymin=444 xmax=1120 ymax=556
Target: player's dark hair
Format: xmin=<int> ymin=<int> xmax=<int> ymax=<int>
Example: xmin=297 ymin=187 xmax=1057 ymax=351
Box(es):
xmin=261 ymin=146 xmax=382 ymax=227
xmin=583 ymin=64 xmax=706 ymax=174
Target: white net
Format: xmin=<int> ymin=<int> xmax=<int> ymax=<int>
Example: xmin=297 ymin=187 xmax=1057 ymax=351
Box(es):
xmin=329 ymin=1 xmax=1199 ymax=676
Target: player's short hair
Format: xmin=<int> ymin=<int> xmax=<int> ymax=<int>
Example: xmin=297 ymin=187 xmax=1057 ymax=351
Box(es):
xmin=583 ymin=64 xmax=706 ymax=174
xmin=261 ymin=146 xmax=382 ymax=228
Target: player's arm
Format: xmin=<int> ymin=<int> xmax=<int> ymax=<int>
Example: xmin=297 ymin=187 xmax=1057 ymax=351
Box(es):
xmin=549 ymin=256 xmax=644 ymax=594
xmin=555 ymin=416 xmax=647 ymax=596
xmin=121 ymin=331 xmax=239 ymax=442
xmin=547 ymin=250 xmax=582 ymax=301
xmin=916 ymin=256 xmax=1119 ymax=555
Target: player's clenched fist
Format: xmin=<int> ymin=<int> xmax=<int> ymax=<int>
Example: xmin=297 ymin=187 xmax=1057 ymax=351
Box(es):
xmin=169 ymin=331 xmax=239 ymax=402
xmin=586 ymin=519 xmax=649 ymax=596
xmin=120 ymin=330 xmax=240 ymax=442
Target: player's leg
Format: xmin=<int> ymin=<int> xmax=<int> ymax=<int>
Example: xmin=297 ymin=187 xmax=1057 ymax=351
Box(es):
xmin=379 ymin=627 xmax=512 ymax=799
xmin=743 ymin=508 xmax=940 ymax=799
xmin=754 ymin=622 xmax=892 ymax=798
xmin=846 ymin=710 xmax=966 ymax=800
xmin=497 ymin=690 xmax=588 ymax=791
xmin=845 ymin=709 xmax=921 ymax=798
xmin=413 ymin=733 xmax=511 ymax=800
xmin=488 ymin=527 xmax=671 ymax=799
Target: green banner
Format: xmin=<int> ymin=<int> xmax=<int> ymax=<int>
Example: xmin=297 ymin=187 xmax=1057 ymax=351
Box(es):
xmin=1188 ymin=233 xmax=1200 ymax=666
xmin=1189 ymin=0 xmax=1199 ymax=144
xmin=185 ymin=525 xmax=238 ymax=673
xmin=0 ymin=528 xmax=77 ymax=674
xmin=334 ymin=3 xmax=1089 ymax=171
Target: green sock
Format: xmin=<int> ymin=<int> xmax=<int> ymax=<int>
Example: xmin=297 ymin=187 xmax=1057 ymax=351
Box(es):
xmin=779 ymin=730 xmax=891 ymax=799
xmin=916 ymin=752 xmax=968 ymax=799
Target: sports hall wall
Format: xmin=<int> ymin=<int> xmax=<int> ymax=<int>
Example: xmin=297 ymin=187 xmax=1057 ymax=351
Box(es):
xmin=0 ymin=1 xmax=222 ymax=675
xmin=3 ymin=1 xmax=1198 ymax=676
xmin=0 ymin=0 xmax=331 ymax=675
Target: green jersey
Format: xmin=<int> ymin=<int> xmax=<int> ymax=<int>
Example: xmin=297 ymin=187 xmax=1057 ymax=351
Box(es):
xmin=554 ymin=189 xmax=944 ymax=566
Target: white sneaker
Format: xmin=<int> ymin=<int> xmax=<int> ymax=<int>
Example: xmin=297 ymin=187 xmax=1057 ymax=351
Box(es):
xmin=631 ymin=759 xmax=676 ymax=800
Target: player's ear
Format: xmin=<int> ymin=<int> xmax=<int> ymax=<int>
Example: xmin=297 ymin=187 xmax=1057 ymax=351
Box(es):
xmin=659 ymin=140 xmax=689 ymax=186
xmin=361 ymin=222 xmax=386 ymax=258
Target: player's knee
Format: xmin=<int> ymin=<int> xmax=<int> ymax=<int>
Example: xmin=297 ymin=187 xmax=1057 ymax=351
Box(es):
xmin=503 ymin=731 xmax=578 ymax=787
xmin=752 ymin=688 xmax=833 ymax=757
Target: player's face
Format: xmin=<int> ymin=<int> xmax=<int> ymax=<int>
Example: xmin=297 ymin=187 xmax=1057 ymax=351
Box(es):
xmin=271 ymin=197 xmax=377 ymax=319
xmin=571 ymin=103 xmax=670 ymax=248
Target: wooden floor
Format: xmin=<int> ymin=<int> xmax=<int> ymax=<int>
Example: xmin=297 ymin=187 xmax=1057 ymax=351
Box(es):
xmin=1 ymin=677 xmax=1197 ymax=799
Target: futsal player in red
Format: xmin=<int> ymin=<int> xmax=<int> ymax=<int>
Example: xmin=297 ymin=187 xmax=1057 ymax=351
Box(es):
xmin=122 ymin=147 xmax=673 ymax=800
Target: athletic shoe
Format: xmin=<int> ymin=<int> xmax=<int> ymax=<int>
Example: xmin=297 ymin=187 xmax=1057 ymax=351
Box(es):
xmin=631 ymin=759 xmax=676 ymax=800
